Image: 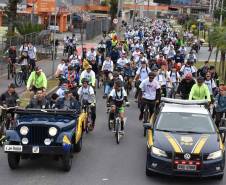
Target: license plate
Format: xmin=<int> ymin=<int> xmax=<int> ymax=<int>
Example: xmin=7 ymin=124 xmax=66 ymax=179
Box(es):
xmin=4 ymin=145 xmax=23 ymax=152
xmin=32 ymin=146 xmax=39 ymax=153
xmin=177 ymin=164 xmax=197 ymax=171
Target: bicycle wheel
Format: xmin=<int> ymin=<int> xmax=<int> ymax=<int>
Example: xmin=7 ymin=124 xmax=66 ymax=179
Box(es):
xmin=15 ymin=72 xmax=23 ymax=87
xmin=115 ymin=118 xmax=120 ymax=144
xmin=108 ymin=113 xmax=113 ymax=130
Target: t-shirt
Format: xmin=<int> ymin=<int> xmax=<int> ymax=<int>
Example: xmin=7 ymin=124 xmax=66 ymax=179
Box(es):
xmin=102 ymin=60 xmax=114 ymax=72
xmin=167 ymin=71 xmax=180 ymax=83
xmin=139 ymin=78 xmax=160 ymax=100
xmin=109 ymin=88 xmax=127 ymax=102
xmin=136 ymin=67 xmax=151 ymax=81
xmin=117 ymin=58 xmax=129 ymax=68
xmin=78 ymin=86 xmax=95 ymax=103
xmin=205 ymin=79 xmax=216 ymax=95
xmin=180 ymin=65 xmax=196 ymax=76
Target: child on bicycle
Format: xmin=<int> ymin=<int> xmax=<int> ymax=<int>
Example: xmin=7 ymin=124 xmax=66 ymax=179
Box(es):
xmin=107 ymin=80 xmax=130 ymax=133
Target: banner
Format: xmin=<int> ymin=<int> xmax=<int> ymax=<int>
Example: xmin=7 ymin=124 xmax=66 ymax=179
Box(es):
xmin=171 ymin=0 xmax=192 ymax=5
xmin=36 ymin=0 xmax=56 ymax=13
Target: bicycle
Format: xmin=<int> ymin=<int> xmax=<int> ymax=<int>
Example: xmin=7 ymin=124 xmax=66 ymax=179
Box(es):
xmin=14 ymin=64 xmax=31 ymax=87
xmin=81 ymin=101 xmax=93 ymax=133
xmin=124 ymin=76 xmax=132 ymax=95
xmin=7 ymin=58 xmax=17 ymax=80
xmin=108 ymin=103 xmax=129 ymax=144
xmin=0 ymin=105 xmax=18 ymax=143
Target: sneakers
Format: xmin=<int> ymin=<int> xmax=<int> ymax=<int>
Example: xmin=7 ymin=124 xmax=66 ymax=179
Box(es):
xmin=139 ymin=113 xmax=143 ymax=121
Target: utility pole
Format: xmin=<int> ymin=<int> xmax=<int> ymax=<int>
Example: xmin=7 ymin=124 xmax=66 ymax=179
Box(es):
xmin=31 ymin=0 xmax=35 ymax=23
xmin=133 ymin=0 xmax=137 ymax=27
xmin=220 ymin=0 xmax=224 ymax=27
xmin=148 ymin=0 xmax=150 ymax=17
xmin=52 ymin=8 xmax=57 ymax=76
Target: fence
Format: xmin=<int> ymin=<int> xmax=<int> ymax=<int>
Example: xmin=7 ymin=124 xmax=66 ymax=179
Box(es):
xmin=85 ymin=18 xmax=111 ymax=40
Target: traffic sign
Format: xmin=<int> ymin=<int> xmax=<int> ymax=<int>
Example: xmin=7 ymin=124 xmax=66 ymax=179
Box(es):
xmin=113 ymin=18 xmax=118 ymax=24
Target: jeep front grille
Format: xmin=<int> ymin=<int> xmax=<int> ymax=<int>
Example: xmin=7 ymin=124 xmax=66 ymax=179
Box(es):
xmin=27 ymin=125 xmax=49 ymax=145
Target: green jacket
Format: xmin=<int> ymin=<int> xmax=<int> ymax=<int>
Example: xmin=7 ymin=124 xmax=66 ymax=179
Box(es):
xmin=27 ymin=71 xmax=47 ymax=89
xmin=189 ymin=84 xmax=211 ymax=101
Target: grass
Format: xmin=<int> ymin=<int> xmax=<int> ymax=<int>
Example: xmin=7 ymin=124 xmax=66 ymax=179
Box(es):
xmin=20 ymin=79 xmax=58 ymax=108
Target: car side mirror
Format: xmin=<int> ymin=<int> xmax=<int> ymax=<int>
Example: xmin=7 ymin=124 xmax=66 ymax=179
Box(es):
xmin=143 ymin=123 xmax=153 ymax=130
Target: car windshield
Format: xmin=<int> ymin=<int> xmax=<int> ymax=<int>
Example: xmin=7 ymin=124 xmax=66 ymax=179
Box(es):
xmin=156 ymin=112 xmax=215 ymax=134
xmin=17 ymin=114 xmax=74 ymax=123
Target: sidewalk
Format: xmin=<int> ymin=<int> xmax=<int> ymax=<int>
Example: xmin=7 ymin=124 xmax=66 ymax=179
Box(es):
xmin=0 ymin=34 xmax=100 ymax=95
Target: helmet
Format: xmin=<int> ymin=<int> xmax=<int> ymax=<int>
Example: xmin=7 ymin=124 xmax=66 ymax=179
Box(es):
xmin=82 ymin=78 xmax=89 ymax=84
xmin=185 ymin=73 xmax=192 ymax=80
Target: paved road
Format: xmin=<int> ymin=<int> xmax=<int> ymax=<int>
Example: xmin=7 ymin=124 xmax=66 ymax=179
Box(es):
xmin=0 ymin=89 xmax=225 ymax=185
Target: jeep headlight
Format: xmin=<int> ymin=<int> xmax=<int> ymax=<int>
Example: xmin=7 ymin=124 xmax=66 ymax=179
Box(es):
xmin=207 ymin=150 xmax=223 ymax=160
xmin=151 ymin=146 xmax=167 ymax=158
xmin=20 ymin=126 xmax=29 ymax=135
xmin=49 ymin=127 xmax=57 ymax=137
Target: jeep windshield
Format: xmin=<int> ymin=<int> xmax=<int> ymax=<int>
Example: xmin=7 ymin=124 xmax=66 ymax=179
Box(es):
xmin=156 ymin=112 xmax=215 ymax=134
xmin=17 ymin=114 xmax=74 ymax=123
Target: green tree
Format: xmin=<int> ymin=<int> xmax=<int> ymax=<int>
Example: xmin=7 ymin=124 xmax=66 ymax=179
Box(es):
xmin=4 ymin=0 xmax=22 ymax=36
xmin=209 ymin=26 xmax=226 ymax=82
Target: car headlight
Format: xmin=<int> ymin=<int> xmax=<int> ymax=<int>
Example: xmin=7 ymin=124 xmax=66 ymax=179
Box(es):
xmin=207 ymin=150 xmax=223 ymax=160
xmin=151 ymin=146 xmax=167 ymax=158
xmin=49 ymin=127 xmax=57 ymax=136
xmin=20 ymin=126 xmax=29 ymax=135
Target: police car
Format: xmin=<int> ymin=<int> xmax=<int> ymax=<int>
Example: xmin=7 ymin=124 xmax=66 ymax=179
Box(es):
xmin=144 ymin=98 xmax=226 ymax=179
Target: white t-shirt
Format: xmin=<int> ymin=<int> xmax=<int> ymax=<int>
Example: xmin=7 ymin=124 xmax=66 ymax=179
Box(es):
xmin=102 ymin=60 xmax=114 ymax=72
xmin=117 ymin=58 xmax=129 ymax=68
xmin=80 ymin=70 xmax=95 ymax=84
xmin=69 ymin=54 xmax=81 ymax=64
xmin=180 ymin=65 xmax=196 ymax=76
xmin=139 ymin=78 xmax=160 ymax=100
xmin=56 ymin=87 xmax=65 ymax=98
xmin=109 ymin=88 xmax=127 ymax=101
xmin=136 ymin=67 xmax=151 ymax=82
xmin=156 ymin=72 xmax=168 ymax=86
xmin=205 ymin=79 xmax=216 ymax=95
xmin=132 ymin=51 xmax=141 ymax=62
xmin=28 ymin=46 xmax=37 ymax=59
xmin=78 ymin=86 xmax=95 ymax=102
xmin=167 ymin=71 xmax=180 ymax=83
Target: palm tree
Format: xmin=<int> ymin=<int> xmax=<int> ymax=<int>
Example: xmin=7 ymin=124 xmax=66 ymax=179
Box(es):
xmin=4 ymin=0 xmax=22 ymax=36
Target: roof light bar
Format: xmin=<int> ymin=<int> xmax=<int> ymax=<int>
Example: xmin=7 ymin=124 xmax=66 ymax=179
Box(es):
xmin=161 ymin=98 xmax=208 ymax=105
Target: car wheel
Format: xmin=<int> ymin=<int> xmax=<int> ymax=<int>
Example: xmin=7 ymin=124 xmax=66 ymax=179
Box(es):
xmin=8 ymin=153 xmax=20 ymax=170
xmin=74 ymin=136 xmax=82 ymax=153
xmin=62 ymin=151 xmax=73 ymax=172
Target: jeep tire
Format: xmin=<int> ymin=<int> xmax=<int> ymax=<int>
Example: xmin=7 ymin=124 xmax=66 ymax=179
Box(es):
xmin=8 ymin=153 xmax=20 ymax=169
xmin=62 ymin=152 xmax=72 ymax=172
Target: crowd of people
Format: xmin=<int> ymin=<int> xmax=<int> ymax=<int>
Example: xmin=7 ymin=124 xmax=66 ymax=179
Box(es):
xmin=1 ymin=18 xmax=226 ymax=138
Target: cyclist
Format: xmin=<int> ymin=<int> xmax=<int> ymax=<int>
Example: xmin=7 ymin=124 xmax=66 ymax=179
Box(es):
xmin=214 ymin=86 xmax=226 ymax=127
xmin=167 ymin=65 xmax=181 ymax=98
xmin=107 ymin=80 xmax=130 ymax=133
xmin=0 ymin=83 xmax=20 ymax=132
xmin=7 ymin=46 xmax=17 ymax=76
xmin=79 ymin=65 xmax=96 ymax=88
xmin=117 ymin=53 xmax=129 ymax=69
xmin=27 ymin=66 xmax=47 ymax=95
xmin=27 ymin=42 xmax=37 ymax=71
xmin=86 ymin=48 xmax=96 ymax=62
xmin=26 ymin=89 xmax=50 ymax=109
xmin=69 ymin=50 xmax=81 ymax=73
xmin=139 ymin=72 xmax=161 ymax=121
xmin=180 ymin=60 xmax=196 ymax=77
xmin=134 ymin=60 xmax=151 ymax=99
xmin=78 ymin=78 xmax=96 ymax=130
xmin=204 ymin=72 xmax=217 ymax=101
xmin=189 ymin=76 xmax=211 ymax=102
xmin=176 ymin=73 xmax=195 ymax=99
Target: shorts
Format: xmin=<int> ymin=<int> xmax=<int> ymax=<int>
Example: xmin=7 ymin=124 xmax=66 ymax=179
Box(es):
xmin=118 ymin=106 xmax=125 ymax=113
